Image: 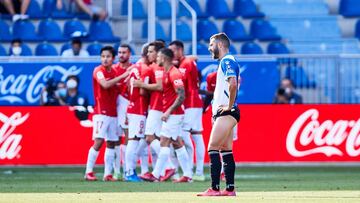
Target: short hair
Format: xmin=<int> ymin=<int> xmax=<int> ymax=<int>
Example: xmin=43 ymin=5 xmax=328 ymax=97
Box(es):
xmin=159 ymin=48 xmax=174 ymax=61
xmin=66 ymin=75 xmax=80 ymax=84
xmin=210 ymin=32 xmax=230 ymax=49
xmin=119 ymin=43 xmax=132 ymax=53
xmin=100 ymin=46 xmax=115 ymax=57
xmin=169 ymin=40 xmax=184 ymax=50
xmin=149 ymin=41 xmax=165 ymax=52
xmin=11 ymin=39 xmax=22 ymax=45
xmin=71 ymin=38 xmax=82 ymax=46
xmin=141 ymin=43 xmax=149 ymax=57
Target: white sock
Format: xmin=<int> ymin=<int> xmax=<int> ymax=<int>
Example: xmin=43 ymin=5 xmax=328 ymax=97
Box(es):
xmin=114 ymin=145 xmax=121 ymax=174
xmin=85 ymin=147 xmax=99 ymax=174
xmin=125 ymin=140 xmax=139 ymax=176
xmin=150 ymin=148 xmax=158 ymax=169
xmin=120 ymin=144 xmax=126 ymax=175
xmin=192 ymin=134 xmax=205 ymax=175
xmin=152 ymin=147 xmax=170 ymax=179
xmin=150 ymin=139 xmax=160 ymax=155
xmin=169 ymin=146 xmax=178 ymax=170
xmin=175 ymin=146 xmax=192 ymax=178
xmin=137 ymin=139 xmax=149 ymax=174
xmin=182 ymin=131 xmax=194 ymax=171
xmin=104 ymin=148 xmax=115 ymax=177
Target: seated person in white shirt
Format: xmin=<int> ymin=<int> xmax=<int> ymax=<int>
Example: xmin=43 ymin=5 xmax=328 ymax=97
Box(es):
xmin=62 ymin=38 xmax=90 ymax=57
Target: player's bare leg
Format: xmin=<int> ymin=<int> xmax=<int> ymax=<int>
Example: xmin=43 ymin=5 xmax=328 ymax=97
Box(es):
xmin=85 ymin=138 xmax=104 ymax=181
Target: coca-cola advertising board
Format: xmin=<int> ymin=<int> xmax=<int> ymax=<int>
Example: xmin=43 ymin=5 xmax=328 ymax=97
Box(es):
xmin=0 ymin=105 xmax=359 ymax=165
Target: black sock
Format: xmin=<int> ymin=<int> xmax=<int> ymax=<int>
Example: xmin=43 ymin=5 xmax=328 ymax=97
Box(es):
xmin=208 ymin=150 xmax=221 ymax=191
xmin=221 ymin=150 xmax=235 ymax=191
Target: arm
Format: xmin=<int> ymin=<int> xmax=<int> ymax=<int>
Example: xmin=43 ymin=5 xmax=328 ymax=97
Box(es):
xmin=98 ymin=71 xmax=129 ymax=89
xmin=227 ymin=77 xmax=238 ymax=109
xmin=56 ymin=0 xmax=63 ymax=9
xmin=133 ymin=78 xmax=163 ymax=91
xmin=162 ymin=87 xmax=185 ymax=121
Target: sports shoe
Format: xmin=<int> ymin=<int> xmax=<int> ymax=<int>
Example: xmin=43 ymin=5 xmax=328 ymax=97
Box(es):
xmin=173 ymin=176 xmax=192 ymax=183
xmin=113 ymin=172 xmax=122 ymax=181
xmin=139 ymin=172 xmax=151 ymax=180
xmin=220 ymin=189 xmax=236 ymax=196
xmin=125 ymin=173 xmax=142 ymax=182
xmin=140 ymin=173 xmax=159 ymax=182
xmin=192 ymin=174 xmax=206 ymax=181
xmin=221 ymin=172 xmax=226 ymax=181
xmin=159 ymin=168 xmax=176 ymax=182
xmin=103 ymin=174 xmax=117 ymax=182
xmin=197 ymin=188 xmax=221 ymax=196
xmin=84 ymin=172 xmax=97 ymax=181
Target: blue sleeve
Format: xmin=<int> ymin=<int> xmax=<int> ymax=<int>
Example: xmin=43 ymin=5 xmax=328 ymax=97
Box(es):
xmin=221 ymin=58 xmax=238 ymax=80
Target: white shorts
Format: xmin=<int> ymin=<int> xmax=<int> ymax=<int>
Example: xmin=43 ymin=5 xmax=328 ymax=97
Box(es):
xmin=128 ymin=114 xmax=146 ymax=139
xmin=160 ymin=114 xmax=184 ymax=140
xmin=117 ymin=95 xmax=129 ymax=132
xmin=232 ymin=124 xmax=238 ymax=141
xmin=183 ymin=108 xmax=203 ymax=132
xmin=145 ymin=110 xmax=162 ymax=136
xmin=92 ymin=114 xmax=118 ymax=141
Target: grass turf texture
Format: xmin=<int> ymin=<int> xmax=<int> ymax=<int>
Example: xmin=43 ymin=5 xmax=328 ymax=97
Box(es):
xmin=0 ymin=166 xmax=360 ymax=202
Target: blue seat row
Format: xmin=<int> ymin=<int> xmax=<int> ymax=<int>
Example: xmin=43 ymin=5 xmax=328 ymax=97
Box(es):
xmin=0 ymin=19 xmax=120 ymax=42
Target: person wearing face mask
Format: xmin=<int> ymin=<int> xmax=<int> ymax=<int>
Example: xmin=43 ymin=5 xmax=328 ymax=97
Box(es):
xmin=9 ymin=39 xmax=23 ymax=56
xmin=280 ymin=78 xmax=303 ymax=104
xmin=64 ymin=75 xmax=88 ymax=106
xmin=40 ymin=79 xmax=66 ymax=106
xmin=61 ymin=38 xmax=89 ymax=57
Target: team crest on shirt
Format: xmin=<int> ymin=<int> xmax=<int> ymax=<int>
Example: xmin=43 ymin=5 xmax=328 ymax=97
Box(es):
xmin=173 ymin=79 xmax=183 ymax=86
xmin=179 ymin=68 xmax=186 ymax=75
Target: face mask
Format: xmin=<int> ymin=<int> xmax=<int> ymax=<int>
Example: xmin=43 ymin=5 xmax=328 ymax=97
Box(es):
xmin=285 ymin=87 xmax=292 ymax=94
xmin=12 ymin=47 xmax=22 ymax=56
xmin=66 ymin=80 xmax=78 ymax=89
xmin=57 ymin=88 xmax=67 ymax=98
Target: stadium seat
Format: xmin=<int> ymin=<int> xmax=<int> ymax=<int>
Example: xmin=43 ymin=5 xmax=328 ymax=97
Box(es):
xmin=250 ymin=19 xmax=281 ymax=41
xmin=0 ymin=45 xmax=6 ymax=56
xmin=339 ymin=0 xmax=360 ymax=17
xmin=223 ymin=19 xmax=253 ymax=41
xmin=197 ymin=19 xmax=219 ymax=41
xmin=233 ymin=0 xmax=265 ymax=18
xmin=178 ymin=0 xmax=208 ymax=18
xmin=60 ymin=43 xmax=71 ymax=55
xmin=89 ymin=21 xmax=120 ymax=42
xmin=169 ymin=20 xmax=192 ymax=41
xmin=121 ymin=0 xmax=147 ymax=19
xmin=0 ymin=20 xmax=12 ymax=42
xmin=241 ymin=42 xmax=263 ymax=54
xmin=285 ymin=66 xmax=316 ymax=88
xmin=35 ymin=43 xmax=58 ymax=56
xmin=42 ymin=0 xmax=74 ymax=19
xmin=267 ymin=42 xmax=290 ymax=54
xmin=258 ymin=1 xmax=328 ymax=17
xmin=38 ymin=19 xmax=67 ymax=42
xmin=12 ymin=20 xmax=40 ymax=41
xmin=354 ymin=19 xmax=360 ymax=39
xmin=189 ymin=43 xmax=209 ymax=55
xmin=26 ymin=0 xmax=44 ymax=19
xmin=63 ymin=19 xmax=87 ymax=38
xmin=229 ymin=45 xmax=238 ymax=55
xmin=142 ymin=21 xmax=168 ymax=41
xmin=156 ymin=0 xmax=171 ymax=19
xmin=87 ymin=43 xmax=103 ymax=56
xmin=206 ymin=0 xmax=235 ymax=18
xmin=16 ymin=44 xmax=32 ymax=56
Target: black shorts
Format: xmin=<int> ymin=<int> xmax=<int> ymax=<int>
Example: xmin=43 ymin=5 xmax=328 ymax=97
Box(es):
xmin=213 ymin=106 xmax=240 ymax=122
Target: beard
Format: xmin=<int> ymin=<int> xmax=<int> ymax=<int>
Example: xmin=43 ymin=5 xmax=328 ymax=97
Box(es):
xmin=212 ymin=46 xmax=219 ymax=59
xmin=119 ymin=58 xmax=129 ymax=63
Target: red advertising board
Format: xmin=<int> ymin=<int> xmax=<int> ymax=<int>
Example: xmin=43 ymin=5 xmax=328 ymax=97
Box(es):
xmin=0 ymin=105 xmax=359 ymax=165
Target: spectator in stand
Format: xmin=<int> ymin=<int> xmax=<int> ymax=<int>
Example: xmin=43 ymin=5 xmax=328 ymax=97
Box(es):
xmin=40 ymin=79 xmax=67 ymax=106
xmin=9 ymin=39 xmax=23 ymax=56
xmin=62 ymin=38 xmax=89 ymax=57
xmin=56 ymin=0 xmax=107 ymax=20
xmin=0 ymin=0 xmax=30 ymax=22
xmin=280 ymin=78 xmax=303 ymax=104
xmin=273 ymin=87 xmax=289 ymax=104
xmin=65 ymin=75 xmax=90 ymax=121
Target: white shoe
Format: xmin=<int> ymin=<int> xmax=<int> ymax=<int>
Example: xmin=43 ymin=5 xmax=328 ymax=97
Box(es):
xmin=12 ymin=14 xmax=21 ymax=22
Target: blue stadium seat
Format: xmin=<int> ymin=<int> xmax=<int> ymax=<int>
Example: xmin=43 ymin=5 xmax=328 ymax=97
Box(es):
xmin=42 ymin=0 xmax=74 ymax=19
xmin=355 ymin=19 xmax=360 ymax=39
xmin=26 ymin=0 xmax=44 ymax=18
xmin=197 ymin=19 xmax=219 ymax=41
xmin=35 ymin=43 xmax=58 ymax=56
xmin=250 ymin=19 xmax=281 ymax=41
xmin=178 ymin=0 xmax=208 ymax=18
xmin=89 ymin=21 xmax=120 ymax=42
xmin=234 ymin=0 xmax=265 ymax=18
xmin=241 ymin=42 xmax=263 ymax=54
xmin=63 ymin=19 xmax=87 ymax=38
xmin=142 ymin=21 xmax=168 ymax=41
xmin=206 ymin=0 xmax=235 ymax=18
xmin=169 ymin=20 xmax=192 ymax=41
xmin=38 ymin=19 xmax=67 ymax=42
xmin=285 ymin=66 xmax=316 ymax=88
xmin=12 ymin=20 xmax=40 ymax=41
xmin=229 ymin=45 xmax=238 ymax=55
xmin=267 ymin=42 xmax=290 ymax=54
xmin=9 ymin=44 xmax=32 ymax=56
xmin=339 ymin=0 xmax=360 ymax=17
xmin=0 ymin=45 xmax=6 ymax=56
xmin=189 ymin=43 xmax=209 ymax=55
xmin=121 ymin=0 xmax=147 ymax=19
xmin=60 ymin=43 xmax=71 ymax=55
xmin=156 ymin=0 xmax=171 ymax=19
xmin=87 ymin=43 xmax=103 ymax=56
xmin=223 ymin=19 xmax=253 ymax=41
xmin=0 ymin=20 xmax=12 ymax=42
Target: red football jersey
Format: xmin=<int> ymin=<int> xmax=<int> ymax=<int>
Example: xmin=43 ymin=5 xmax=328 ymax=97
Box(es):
xmin=149 ymin=63 xmax=164 ymax=111
xmin=206 ymin=71 xmax=217 ymax=92
xmin=113 ymin=63 xmax=132 ymax=99
xmin=127 ymin=62 xmax=151 ymax=115
xmin=178 ymin=57 xmax=203 ymax=108
xmin=163 ymin=66 xmax=184 ymax=115
xmin=93 ymin=65 xmax=118 ymax=117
